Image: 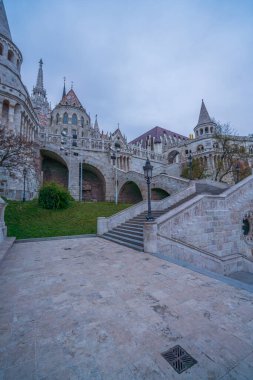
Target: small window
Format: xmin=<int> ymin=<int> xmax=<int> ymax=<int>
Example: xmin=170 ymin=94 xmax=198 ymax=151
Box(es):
xmin=200 ymin=128 xmax=203 ymax=135
xmin=0 ymin=43 xmax=3 ymax=55
xmin=72 ymin=113 xmax=77 ymax=125
xmin=56 ymin=113 xmax=59 ymax=124
xmin=210 ymin=127 xmax=213 ymax=133
xmin=81 ymin=116 xmax=84 ymax=127
xmin=8 ymin=50 xmax=14 ymax=62
xmin=205 ymin=127 xmax=209 ymax=133
xmin=63 ymin=112 xmax=68 ymax=124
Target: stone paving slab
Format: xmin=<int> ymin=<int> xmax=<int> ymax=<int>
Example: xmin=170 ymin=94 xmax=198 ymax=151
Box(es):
xmin=0 ymin=237 xmax=253 ymax=379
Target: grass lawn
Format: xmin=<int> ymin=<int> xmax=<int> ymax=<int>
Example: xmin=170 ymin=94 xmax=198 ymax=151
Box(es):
xmin=5 ymin=200 xmax=131 ymax=239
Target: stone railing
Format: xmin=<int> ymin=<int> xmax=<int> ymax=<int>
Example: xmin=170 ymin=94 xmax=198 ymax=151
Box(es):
xmin=97 ymin=200 xmax=152 ymax=235
xmin=39 ymin=133 xmax=165 ymax=162
xmin=97 ymin=183 xmax=195 ymax=234
xmin=0 ymin=197 xmax=7 ymax=242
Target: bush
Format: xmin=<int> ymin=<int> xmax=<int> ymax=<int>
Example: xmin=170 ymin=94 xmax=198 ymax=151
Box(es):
xmin=38 ymin=182 xmax=73 ymax=209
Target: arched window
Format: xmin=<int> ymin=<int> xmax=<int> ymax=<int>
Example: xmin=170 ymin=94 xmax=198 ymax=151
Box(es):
xmin=210 ymin=127 xmax=213 ymax=133
xmin=63 ymin=112 xmax=68 ymax=124
xmin=81 ymin=116 xmax=84 ymax=127
xmin=17 ymin=59 xmax=20 ymax=69
xmin=0 ymin=43 xmax=3 ymax=55
xmin=200 ymin=128 xmax=203 ymax=135
xmin=8 ymin=50 xmax=14 ymax=62
xmin=197 ymin=145 xmax=204 ymax=151
xmin=205 ymin=127 xmax=209 ymax=133
xmin=72 ymin=113 xmax=77 ymax=125
xmin=56 ymin=113 xmax=59 ymax=124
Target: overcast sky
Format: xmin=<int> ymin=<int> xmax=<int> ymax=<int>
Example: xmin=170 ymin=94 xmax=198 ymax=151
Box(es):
xmin=5 ymin=0 xmax=253 ymax=141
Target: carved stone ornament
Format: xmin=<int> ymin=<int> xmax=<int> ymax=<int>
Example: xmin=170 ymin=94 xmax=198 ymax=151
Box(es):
xmin=242 ymin=211 xmax=253 ymax=245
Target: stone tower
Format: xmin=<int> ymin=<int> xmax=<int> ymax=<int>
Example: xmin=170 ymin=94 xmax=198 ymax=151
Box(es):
xmin=31 ymin=59 xmax=50 ymax=130
xmin=0 ymin=0 xmax=38 ymax=137
xmin=194 ymin=100 xmax=216 ymax=138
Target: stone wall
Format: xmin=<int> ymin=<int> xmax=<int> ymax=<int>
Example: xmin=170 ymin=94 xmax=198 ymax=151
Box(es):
xmin=148 ymin=174 xmax=253 ymax=274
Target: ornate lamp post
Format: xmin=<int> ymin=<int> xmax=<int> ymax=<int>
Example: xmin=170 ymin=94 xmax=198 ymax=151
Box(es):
xmin=111 ymin=140 xmax=121 ymax=205
xmin=143 ymin=158 xmax=154 ymax=221
xmin=22 ymin=167 xmax=27 ymax=202
xmin=188 ymin=153 xmax=193 ymax=180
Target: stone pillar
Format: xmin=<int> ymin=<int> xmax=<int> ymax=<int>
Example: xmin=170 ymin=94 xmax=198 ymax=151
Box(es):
xmin=143 ymin=221 xmax=158 ymax=254
xmin=68 ymin=158 xmax=79 ymax=200
xmin=0 ymin=197 xmax=7 ymax=242
xmin=97 ymin=217 xmax=108 ymax=235
xmin=8 ymin=104 xmax=15 ymax=131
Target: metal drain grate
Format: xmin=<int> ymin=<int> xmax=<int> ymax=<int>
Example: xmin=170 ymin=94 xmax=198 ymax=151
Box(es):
xmin=161 ymin=345 xmax=197 ymax=374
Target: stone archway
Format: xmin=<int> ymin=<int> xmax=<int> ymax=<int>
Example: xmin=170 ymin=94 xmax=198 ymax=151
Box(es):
xmin=168 ymin=150 xmax=180 ymax=164
xmin=81 ymin=164 xmax=106 ymax=201
xmin=118 ymin=181 xmax=143 ymax=204
xmin=41 ymin=150 xmax=68 ymax=188
xmin=151 ymin=188 xmax=170 ymax=200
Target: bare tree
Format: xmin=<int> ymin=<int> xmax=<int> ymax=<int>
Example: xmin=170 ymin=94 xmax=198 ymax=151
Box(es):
xmin=0 ymin=127 xmax=39 ymax=176
xmin=213 ymin=122 xmax=250 ymax=182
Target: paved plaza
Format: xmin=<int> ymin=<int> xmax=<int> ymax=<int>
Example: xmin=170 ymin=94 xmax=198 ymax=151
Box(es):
xmin=0 ymin=237 xmax=253 ymax=380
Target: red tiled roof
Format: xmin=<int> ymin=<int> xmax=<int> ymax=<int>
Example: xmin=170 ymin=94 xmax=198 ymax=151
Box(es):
xmin=59 ymin=89 xmax=84 ymax=109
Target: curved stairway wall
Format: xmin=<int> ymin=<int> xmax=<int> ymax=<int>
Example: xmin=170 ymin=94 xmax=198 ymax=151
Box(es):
xmin=146 ymin=175 xmax=253 ymax=275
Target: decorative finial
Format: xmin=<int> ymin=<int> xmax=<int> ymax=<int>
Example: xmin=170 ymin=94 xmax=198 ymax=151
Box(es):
xmin=71 ymin=81 xmax=73 ymax=89
xmin=39 ymin=58 xmax=43 ymax=66
xmin=117 ymin=122 xmax=120 ymax=129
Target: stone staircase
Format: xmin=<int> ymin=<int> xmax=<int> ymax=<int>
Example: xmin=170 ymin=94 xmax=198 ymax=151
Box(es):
xmin=102 ymin=193 xmax=197 ymax=251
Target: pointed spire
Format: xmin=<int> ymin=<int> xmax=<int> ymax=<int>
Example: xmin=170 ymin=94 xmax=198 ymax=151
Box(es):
xmin=36 ymin=59 xmax=44 ymax=90
xmin=94 ymin=114 xmax=99 ymax=131
xmin=0 ymin=0 xmax=12 ymax=40
xmin=62 ymin=77 xmax=66 ymax=99
xmin=197 ymin=99 xmax=212 ymax=125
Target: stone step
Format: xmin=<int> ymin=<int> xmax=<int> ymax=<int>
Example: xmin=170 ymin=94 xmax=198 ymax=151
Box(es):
xmin=119 ymin=224 xmax=143 ymax=232
xmin=102 ymin=192 xmax=199 ymax=251
xmin=101 ymin=235 xmax=143 ymax=252
xmin=114 ymin=227 xmax=143 ymax=236
xmin=103 ymin=231 xmax=143 ymax=247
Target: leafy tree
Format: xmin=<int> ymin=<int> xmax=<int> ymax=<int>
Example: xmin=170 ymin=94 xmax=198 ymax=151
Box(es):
xmin=213 ymin=122 xmax=250 ymax=182
xmin=181 ymin=158 xmax=206 ymax=180
xmin=0 ymin=126 xmax=39 ymax=175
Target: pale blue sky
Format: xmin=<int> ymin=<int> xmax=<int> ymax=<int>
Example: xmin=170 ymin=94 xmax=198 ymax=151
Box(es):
xmin=4 ymin=0 xmax=253 ymax=140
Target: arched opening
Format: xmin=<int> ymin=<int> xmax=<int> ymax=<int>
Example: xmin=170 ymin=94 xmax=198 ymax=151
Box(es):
xmin=168 ymin=150 xmax=180 ymax=164
xmin=7 ymin=50 xmax=14 ymax=62
xmin=81 ymin=116 xmax=84 ymax=127
xmin=119 ymin=181 xmax=143 ymax=204
xmin=56 ymin=113 xmax=59 ymax=124
xmin=151 ymin=188 xmax=169 ymax=200
xmin=81 ymin=164 xmax=106 ymax=201
xmin=41 ymin=150 xmax=68 ymax=188
xmin=2 ymin=100 xmax=9 ymax=126
xmin=63 ymin=112 xmax=68 ymax=124
xmin=0 ymin=43 xmax=3 ymax=55
xmin=72 ymin=113 xmax=77 ymax=125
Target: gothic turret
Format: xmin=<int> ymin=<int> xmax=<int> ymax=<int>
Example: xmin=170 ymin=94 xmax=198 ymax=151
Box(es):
xmin=0 ymin=0 xmax=11 ymax=40
xmin=194 ymin=100 xmax=216 ymax=138
xmin=31 ymin=59 xmax=50 ymax=127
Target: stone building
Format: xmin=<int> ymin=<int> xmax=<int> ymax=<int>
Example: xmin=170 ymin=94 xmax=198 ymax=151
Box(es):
xmin=0 ymin=0 xmax=252 ymax=203
xmin=0 ymin=0 xmax=39 ymax=199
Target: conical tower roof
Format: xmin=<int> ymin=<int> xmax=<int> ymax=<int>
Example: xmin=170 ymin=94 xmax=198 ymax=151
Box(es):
xmin=0 ymin=0 xmax=12 ymax=40
xmin=197 ymin=99 xmax=212 ymax=125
